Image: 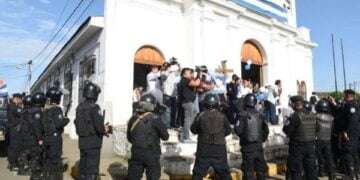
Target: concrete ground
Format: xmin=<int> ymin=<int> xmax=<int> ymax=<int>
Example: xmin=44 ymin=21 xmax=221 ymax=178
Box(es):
xmin=0 ymin=135 xmax=128 ymax=180
xmin=0 ymin=135 xmax=172 ymax=180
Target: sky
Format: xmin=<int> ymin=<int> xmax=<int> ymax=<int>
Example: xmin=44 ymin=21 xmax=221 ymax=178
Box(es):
xmin=0 ymin=0 xmax=103 ymax=94
xmin=0 ymin=0 xmax=359 ymax=94
xmin=296 ymin=0 xmax=360 ymax=92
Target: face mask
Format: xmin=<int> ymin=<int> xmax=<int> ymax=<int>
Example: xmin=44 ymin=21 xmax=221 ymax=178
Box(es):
xmin=169 ymin=65 xmax=179 ymax=72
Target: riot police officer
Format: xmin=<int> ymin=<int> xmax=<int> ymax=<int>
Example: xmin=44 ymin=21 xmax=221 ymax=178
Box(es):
xmin=17 ymin=95 xmax=33 ymax=175
xmin=7 ymin=93 xmax=23 ymax=171
xmin=315 ymin=99 xmax=335 ymax=180
xmin=43 ymin=87 xmax=69 ymax=179
xmin=338 ymin=89 xmax=360 ymax=180
xmin=283 ymin=96 xmax=317 ymax=180
xmin=235 ymin=93 xmax=269 ymax=180
xmin=190 ymin=94 xmax=232 ymax=180
xmin=75 ymin=81 xmax=110 ymax=180
xmin=29 ymin=92 xmax=46 ymax=180
xmin=127 ymin=94 xmax=169 ymax=180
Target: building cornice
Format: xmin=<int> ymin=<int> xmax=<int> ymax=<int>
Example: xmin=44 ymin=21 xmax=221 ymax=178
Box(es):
xmin=31 ymin=16 xmax=104 ymax=92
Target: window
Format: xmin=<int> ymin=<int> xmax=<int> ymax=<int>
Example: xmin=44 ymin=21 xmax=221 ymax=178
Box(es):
xmin=81 ymin=55 xmax=96 ymax=79
xmin=63 ymin=64 xmax=73 ymax=107
xmin=79 ymin=54 xmax=97 ymax=103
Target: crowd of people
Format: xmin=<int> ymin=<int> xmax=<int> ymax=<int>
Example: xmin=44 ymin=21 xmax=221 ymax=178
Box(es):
xmin=133 ymin=58 xmax=283 ymax=141
xmin=4 ymin=57 xmax=360 ymax=180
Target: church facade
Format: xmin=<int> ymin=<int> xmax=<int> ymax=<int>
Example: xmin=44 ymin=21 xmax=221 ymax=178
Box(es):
xmin=32 ymin=0 xmax=316 ymax=138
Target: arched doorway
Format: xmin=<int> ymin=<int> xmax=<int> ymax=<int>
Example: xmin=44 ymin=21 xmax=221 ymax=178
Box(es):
xmin=241 ymin=40 xmax=265 ymax=86
xmin=133 ymin=45 xmax=165 ymax=90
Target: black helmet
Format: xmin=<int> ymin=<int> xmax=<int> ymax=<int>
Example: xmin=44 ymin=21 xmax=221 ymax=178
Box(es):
xmin=203 ymin=94 xmax=219 ymax=109
xmin=23 ymin=95 xmax=32 ymax=107
xmin=83 ymin=81 xmax=101 ymax=101
xmin=315 ymin=99 xmax=330 ymax=113
xmin=244 ymin=93 xmax=257 ymax=108
xmin=32 ymin=92 xmax=46 ymax=107
xmin=46 ymin=87 xmax=62 ymax=104
xmin=303 ymin=101 xmax=312 ymax=112
xmin=137 ymin=94 xmax=157 ymax=112
xmin=290 ymin=96 xmax=304 ymax=111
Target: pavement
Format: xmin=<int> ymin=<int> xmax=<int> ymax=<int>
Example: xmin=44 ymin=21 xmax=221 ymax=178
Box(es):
xmin=0 ymin=135 xmax=127 ymax=180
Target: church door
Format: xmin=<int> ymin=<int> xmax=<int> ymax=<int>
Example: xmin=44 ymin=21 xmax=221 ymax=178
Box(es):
xmin=133 ymin=45 xmax=165 ymax=90
xmin=241 ymin=41 xmax=264 ymax=86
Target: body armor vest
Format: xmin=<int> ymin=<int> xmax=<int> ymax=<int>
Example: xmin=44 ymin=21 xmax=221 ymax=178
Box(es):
xmin=43 ymin=107 xmax=58 ymax=136
xmin=243 ymin=112 xmax=263 ymax=143
xmin=75 ymin=102 xmax=96 ymax=137
xmin=20 ymin=109 xmax=37 ymax=146
xmin=292 ymin=112 xmax=316 ymax=142
xmin=316 ymin=113 xmax=334 ymax=141
xmin=130 ymin=113 xmax=160 ymax=149
xmin=198 ymin=110 xmax=226 ymax=145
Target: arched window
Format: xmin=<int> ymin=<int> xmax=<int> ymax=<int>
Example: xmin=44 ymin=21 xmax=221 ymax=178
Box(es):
xmin=241 ymin=41 xmax=263 ymax=65
xmin=134 ymin=45 xmax=165 ymax=65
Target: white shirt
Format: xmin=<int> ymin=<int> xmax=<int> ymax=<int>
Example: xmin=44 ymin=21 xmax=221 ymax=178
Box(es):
xmin=146 ymin=71 xmax=161 ymax=92
xmin=163 ymin=71 xmax=180 ymax=97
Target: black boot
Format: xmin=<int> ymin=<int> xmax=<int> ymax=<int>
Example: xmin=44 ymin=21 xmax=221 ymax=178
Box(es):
xmin=48 ymin=172 xmax=63 ymax=180
xmin=256 ymin=172 xmax=266 ymax=180
xmin=328 ymin=173 xmax=336 ymax=180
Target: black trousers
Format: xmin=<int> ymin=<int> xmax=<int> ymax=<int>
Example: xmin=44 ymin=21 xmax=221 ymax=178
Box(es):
xmin=340 ymin=140 xmax=359 ymax=179
xmin=44 ymin=137 xmax=63 ymax=171
xmin=79 ymin=148 xmax=101 ymax=177
xmin=287 ymin=142 xmax=317 ymax=180
xmin=8 ymin=129 xmax=21 ymax=167
xmin=164 ymin=95 xmax=178 ymax=128
xmin=316 ymin=140 xmax=335 ymax=176
xmin=227 ymin=99 xmax=238 ymax=124
xmin=128 ymin=148 xmax=161 ymax=180
xmin=192 ymin=155 xmax=231 ymax=180
xmin=241 ymin=149 xmax=267 ymax=180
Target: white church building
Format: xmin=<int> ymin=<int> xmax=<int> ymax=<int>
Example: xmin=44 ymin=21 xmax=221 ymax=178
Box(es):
xmin=31 ymin=0 xmax=317 ymax=139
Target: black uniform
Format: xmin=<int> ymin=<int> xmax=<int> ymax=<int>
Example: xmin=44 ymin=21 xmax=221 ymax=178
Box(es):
xmin=226 ymin=81 xmax=239 ymax=124
xmin=75 ymin=100 xmax=105 ymax=179
xmin=283 ymin=110 xmax=317 ymax=180
xmin=42 ymin=105 xmax=69 ymax=172
xmin=127 ymin=112 xmax=169 ymax=180
xmin=338 ymin=100 xmax=360 ymax=179
xmin=7 ymin=103 xmax=23 ymax=169
xmin=24 ymin=107 xmax=44 ymax=179
xmin=316 ymin=113 xmax=335 ymax=179
xmin=190 ymin=109 xmax=232 ymax=180
xmin=235 ymin=108 xmax=269 ymax=180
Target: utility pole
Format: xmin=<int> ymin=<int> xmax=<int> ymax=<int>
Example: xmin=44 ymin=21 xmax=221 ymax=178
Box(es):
xmin=27 ymin=60 xmax=32 ymax=93
xmin=340 ymin=39 xmax=347 ymax=90
xmin=331 ymin=34 xmax=338 ymax=93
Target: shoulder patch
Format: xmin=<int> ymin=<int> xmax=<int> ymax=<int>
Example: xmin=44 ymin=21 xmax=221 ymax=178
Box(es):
xmin=350 ymin=107 xmax=356 ymax=113
xmin=34 ymin=113 xmax=41 ymax=119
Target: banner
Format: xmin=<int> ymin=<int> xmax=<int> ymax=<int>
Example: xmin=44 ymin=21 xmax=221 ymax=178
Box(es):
xmin=0 ymin=80 xmax=8 ymax=96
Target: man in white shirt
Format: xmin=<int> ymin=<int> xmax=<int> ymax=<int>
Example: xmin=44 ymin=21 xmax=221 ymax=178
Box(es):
xmin=163 ymin=62 xmax=181 ymax=127
xmin=146 ymin=66 xmax=161 ymax=92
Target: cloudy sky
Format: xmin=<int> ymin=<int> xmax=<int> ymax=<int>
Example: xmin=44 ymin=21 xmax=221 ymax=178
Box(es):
xmin=0 ymin=0 xmax=103 ymax=93
xmin=0 ymin=0 xmax=359 ymax=94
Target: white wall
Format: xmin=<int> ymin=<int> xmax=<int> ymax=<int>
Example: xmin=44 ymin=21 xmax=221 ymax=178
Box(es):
xmin=104 ymin=0 xmax=316 ymax=125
